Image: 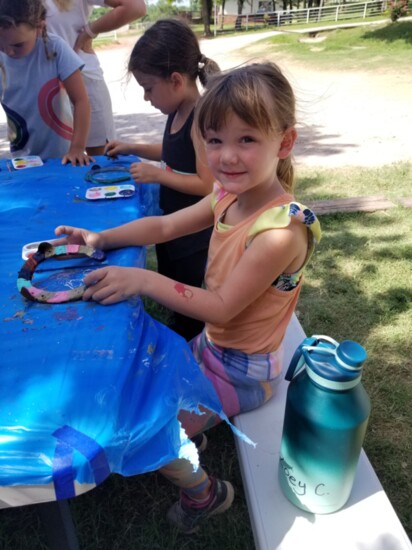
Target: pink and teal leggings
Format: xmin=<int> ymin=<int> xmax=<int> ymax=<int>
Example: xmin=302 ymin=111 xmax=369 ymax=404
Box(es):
xmin=160 ymin=331 xmax=283 ymax=498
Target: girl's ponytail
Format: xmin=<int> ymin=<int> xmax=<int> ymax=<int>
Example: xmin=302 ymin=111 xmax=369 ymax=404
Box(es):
xmin=128 ymin=19 xmax=220 ymax=85
xmin=198 ymin=55 xmax=220 ymax=87
xmin=277 ymin=157 xmax=295 ymax=194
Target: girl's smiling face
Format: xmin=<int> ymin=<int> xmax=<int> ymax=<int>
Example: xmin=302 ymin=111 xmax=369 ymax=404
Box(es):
xmin=0 ymin=23 xmax=40 ymax=59
xmin=204 ymin=112 xmax=288 ymax=197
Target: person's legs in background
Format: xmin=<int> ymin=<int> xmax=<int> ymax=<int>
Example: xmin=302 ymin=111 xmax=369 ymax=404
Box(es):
xmin=83 ymin=75 xmax=116 ymax=157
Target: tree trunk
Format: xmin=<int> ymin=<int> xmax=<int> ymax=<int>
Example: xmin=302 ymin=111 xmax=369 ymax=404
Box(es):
xmin=202 ymin=0 xmax=212 ymax=35
xmin=220 ymin=0 xmax=227 ymax=29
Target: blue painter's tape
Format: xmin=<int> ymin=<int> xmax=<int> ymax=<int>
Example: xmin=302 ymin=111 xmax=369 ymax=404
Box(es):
xmin=52 ymin=425 xmax=111 ymax=499
xmin=53 ymin=440 xmax=76 ymax=500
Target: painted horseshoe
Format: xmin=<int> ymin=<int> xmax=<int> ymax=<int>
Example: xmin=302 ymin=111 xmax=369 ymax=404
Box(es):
xmin=17 ymin=242 xmax=105 ymax=304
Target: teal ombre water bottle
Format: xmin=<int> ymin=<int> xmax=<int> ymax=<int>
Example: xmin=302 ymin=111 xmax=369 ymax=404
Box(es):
xmin=278 ymin=335 xmax=370 ymax=514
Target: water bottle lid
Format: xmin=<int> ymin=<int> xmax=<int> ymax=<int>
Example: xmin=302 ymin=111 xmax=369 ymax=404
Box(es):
xmin=302 ymin=338 xmax=368 ymax=390
xmin=337 ymin=340 xmax=368 ymax=370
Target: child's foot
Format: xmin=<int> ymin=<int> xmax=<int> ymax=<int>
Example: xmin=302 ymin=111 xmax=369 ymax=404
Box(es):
xmin=191 ymin=433 xmax=208 ymax=453
xmin=167 ymin=477 xmax=234 ymax=534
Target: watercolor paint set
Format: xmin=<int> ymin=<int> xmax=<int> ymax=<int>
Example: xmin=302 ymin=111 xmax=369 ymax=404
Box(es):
xmin=86 ymin=184 xmax=135 ymax=200
xmin=11 ymin=156 xmax=44 ymax=170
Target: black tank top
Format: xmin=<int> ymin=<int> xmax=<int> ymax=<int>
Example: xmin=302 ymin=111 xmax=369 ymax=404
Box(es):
xmin=160 ymin=109 xmax=211 ymax=260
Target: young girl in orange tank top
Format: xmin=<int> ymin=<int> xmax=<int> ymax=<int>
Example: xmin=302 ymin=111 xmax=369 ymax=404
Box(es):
xmin=55 ymin=62 xmax=321 ymax=533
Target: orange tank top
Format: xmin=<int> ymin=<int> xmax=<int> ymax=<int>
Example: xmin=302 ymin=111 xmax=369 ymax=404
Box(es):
xmin=205 ymin=187 xmax=321 ymax=354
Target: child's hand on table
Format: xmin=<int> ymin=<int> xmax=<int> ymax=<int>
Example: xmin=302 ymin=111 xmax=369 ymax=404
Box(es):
xmin=62 ymin=149 xmax=94 ymax=166
xmin=83 ymin=266 xmax=144 ymax=304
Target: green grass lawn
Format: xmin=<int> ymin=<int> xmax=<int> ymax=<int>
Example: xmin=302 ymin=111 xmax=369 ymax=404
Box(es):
xmin=297 ymin=163 xmax=412 ymax=538
xmin=246 ymin=20 xmax=412 ymax=71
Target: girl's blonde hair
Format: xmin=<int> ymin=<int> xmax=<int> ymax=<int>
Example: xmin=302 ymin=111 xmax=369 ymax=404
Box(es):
xmin=0 ymin=0 xmax=46 ymax=28
xmin=195 ymin=62 xmax=297 ymax=193
xmin=0 ymin=0 xmax=55 ymax=59
xmin=0 ymin=0 xmax=55 ymax=98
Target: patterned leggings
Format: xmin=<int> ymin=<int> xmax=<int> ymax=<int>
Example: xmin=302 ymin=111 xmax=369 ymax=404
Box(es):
xmin=160 ymin=331 xmax=283 ymax=497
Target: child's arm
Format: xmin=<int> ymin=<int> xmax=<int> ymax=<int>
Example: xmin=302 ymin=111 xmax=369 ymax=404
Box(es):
xmin=127 ymin=167 xmax=214 ymax=196
xmin=75 ymin=0 xmax=146 ymax=50
xmin=105 ymin=140 xmax=163 ymax=161
xmin=62 ymin=69 xmax=92 ymax=166
xmin=128 ymin=135 xmax=214 ymax=196
xmin=106 ymin=143 xmax=213 ymax=196
xmin=106 ymin=121 xmax=213 ymax=196
xmin=82 ymin=220 xmax=309 ymax=322
xmin=55 ymin=194 xmax=214 ymax=250
xmin=129 ymin=155 xmax=213 ymax=196
xmin=73 ymin=0 xmax=146 ymax=55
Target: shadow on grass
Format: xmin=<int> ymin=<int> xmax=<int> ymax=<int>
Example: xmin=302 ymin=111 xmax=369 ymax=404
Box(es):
xmin=363 ymin=20 xmax=412 ymax=44
xmin=297 ymin=209 xmax=411 ymax=537
xmin=299 ymin=211 xmax=411 ymax=341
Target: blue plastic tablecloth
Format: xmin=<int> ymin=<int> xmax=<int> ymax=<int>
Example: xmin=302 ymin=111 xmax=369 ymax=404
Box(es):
xmin=0 ymin=156 xmax=226 ymax=501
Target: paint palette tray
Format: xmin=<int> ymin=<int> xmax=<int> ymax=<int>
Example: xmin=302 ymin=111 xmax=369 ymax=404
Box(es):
xmin=12 ymin=155 xmax=43 ymax=170
xmin=22 ymin=239 xmax=59 ymax=260
xmin=86 ymin=184 xmax=135 ymax=200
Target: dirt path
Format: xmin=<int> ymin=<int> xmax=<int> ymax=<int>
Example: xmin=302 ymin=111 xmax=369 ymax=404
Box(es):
xmin=96 ymin=31 xmax=412 ymax=168
xmin=1 ymin=30 xmax=411 ymax=168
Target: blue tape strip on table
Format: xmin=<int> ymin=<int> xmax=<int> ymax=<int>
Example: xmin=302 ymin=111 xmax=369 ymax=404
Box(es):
xmin=53 ymin=426 xmax=111 ymax=499
xmin=53 ymin=440 xmax=76 ymax=500
xmin=0 ymin=156 xmax=230 ymax=494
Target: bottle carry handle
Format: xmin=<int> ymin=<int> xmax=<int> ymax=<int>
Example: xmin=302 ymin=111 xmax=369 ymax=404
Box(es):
xmin=285 ymin=335 xmax=339 ymax=381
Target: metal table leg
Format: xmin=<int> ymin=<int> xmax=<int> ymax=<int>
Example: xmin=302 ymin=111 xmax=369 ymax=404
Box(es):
xmin=36 ymin=500 xmax=80 ymax=550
